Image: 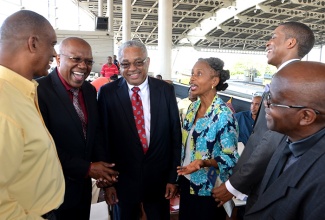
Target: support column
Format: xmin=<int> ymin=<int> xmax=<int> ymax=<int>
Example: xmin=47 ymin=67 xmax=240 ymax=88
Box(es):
xmin=122 ymin=0 xmax=131 ymax=42
xmin=158 ymin=0 xmax=172 ymax=80
xmin=107 ymin=0 xmax=113 ymax=33
xmin=98 ymin=0 xmax=103 ymax=16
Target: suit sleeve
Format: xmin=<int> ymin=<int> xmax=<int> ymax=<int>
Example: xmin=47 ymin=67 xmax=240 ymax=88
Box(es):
xmin=229 ymin=106 xmax=285 ymax=194
xmin=167 ymin=85 xmax=182 ymax=183
xmin=97 ymin=87 xmax=113 ymax=163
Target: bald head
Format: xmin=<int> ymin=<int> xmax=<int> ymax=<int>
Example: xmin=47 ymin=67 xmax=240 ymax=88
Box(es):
xmin=273 ymin=61 xmax=325 ymax=112
xmin=0 ymin=10 xmax=57 ymax=80
xmin=57 ymin=37 xmax=93 ymax=88
xmin=0 ymin=10 xmax=50 ymax=42
xmin=266 ymin=61 xmax=325 ymax=141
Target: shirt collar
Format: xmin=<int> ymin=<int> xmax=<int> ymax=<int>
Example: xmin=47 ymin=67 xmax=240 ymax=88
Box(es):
xmin=287 ymin=127 xmax=325 ymax=157
xmin=278 ymin=59 xmax=300 ymax=71
xmin=126 ymin=76 xmax=149 ymax=92
xmin=57 ymin=69 xmax=79 ymax=91
xmin=0 ymin=65 xmax=37 ymax=99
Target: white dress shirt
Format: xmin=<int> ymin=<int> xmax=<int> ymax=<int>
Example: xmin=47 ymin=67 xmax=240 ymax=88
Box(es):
xmin=127 ymin=77 xmax=151 ymax=146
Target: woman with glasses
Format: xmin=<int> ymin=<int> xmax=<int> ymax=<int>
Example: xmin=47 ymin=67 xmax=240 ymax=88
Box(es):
xmin=177 ymin=57 xmax=239 ymax=220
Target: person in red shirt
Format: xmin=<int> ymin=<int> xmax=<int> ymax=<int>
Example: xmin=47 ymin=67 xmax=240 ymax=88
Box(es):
xmin=100 ymin=56 xmax=119 ymax=78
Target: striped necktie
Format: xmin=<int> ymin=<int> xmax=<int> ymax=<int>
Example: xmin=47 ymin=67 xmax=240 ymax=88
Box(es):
xmin=131 ymin=87 xmax=148 ymax=154
xmin=70 ymin=88 xmax=87 ymax=139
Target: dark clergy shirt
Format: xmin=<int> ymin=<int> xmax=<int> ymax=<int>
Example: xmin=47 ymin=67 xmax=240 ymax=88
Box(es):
xmin=284 ymin=127 xmax=325 ymax=171
xmin=234 ymin=110 xmax=254 ymax=145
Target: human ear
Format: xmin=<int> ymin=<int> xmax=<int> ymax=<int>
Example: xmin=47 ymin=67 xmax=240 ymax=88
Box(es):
xmin=27 ymin=36 xmax=38 ymax=52
xmin=287 ymin=37 xmax=297 ymax=49
xmin=299 ymin=109 xmax=317 ymax=126
xmin=56 ymin=55 xmax=61 ymax=67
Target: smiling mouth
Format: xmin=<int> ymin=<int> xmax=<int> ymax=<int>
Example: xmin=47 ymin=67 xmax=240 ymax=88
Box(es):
xmin=128 ymin=72 xmax=140 ymax=79
xmin=73 ymin=72 xmax=85 ymax=81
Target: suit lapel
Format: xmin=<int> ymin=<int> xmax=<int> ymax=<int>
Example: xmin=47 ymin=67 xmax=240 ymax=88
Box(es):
xmin=81 ymin=82 xmax=94 ymax=143
xmin=148 ymin=77 xmax=160 ymax=148
xmin=50 ymin=71 xmax=85 ymax=140
xmin=116 ymin=78 xmax=140 ymax=142
xmin=247 ymin=136 xmax=325 ymax=215
xmin=259 ymin=139 xmax=287 ymax=194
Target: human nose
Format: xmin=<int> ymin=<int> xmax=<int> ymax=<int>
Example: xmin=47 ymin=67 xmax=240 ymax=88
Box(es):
xmin=78 ymin=60 xmax=88 ymax=68
xmin=190 ymin=73 xmax=197 ymax=81
xmin=265 ymin=39 xmax=271 ymax=48
xmin=128 ymin=62 xmax=138 ymax=71
xmin=190 ymin=75 xmax=195 ymax=83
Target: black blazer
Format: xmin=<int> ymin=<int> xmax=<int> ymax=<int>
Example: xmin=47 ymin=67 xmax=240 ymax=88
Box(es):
xmin=98 ymin=77 xmax=182 ymax=203
xmin=37 ymin=69 xmax=106 ymax=208
xmin=245 ymin=134 xmax=325 ymax=219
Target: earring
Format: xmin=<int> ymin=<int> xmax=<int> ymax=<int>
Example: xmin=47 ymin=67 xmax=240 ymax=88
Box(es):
xmin=211 ymin=85 xmax=214 ymax=89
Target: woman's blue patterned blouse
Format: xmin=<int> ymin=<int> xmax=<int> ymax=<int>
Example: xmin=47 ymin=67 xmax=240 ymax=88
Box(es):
xmin=181 ymin=94 xmax=239 ymax=196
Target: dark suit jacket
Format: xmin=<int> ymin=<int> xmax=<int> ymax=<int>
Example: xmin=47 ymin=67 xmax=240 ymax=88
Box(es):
xmin=229 ymin=95 xmax=286 ymax=210
xmin=98 ymin=77 xmax=182 ymax=203
xmin=245 ymin=134 xmax=325 ymax=219
xmin=37 ymin=69 xmax=107 ymax=209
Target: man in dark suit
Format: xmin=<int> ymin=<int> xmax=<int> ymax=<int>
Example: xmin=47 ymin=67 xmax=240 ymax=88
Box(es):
xmin=212 ymin=21 xmax=315 ymax=212
xmin=98 ymin=40 xmax=182 ymax=220
xmin=246 ymin=61 xmax=325 ymax=219
xmin=37 ymin=37 xmax=118 ymax=220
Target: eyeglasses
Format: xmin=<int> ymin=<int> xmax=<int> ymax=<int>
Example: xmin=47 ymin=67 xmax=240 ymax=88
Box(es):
xmin=60 ymin=54 xmax=95 ymax=66
xmin=120 ymin=57 xmax=148 ymax=69
xmin=265 ymin=91 xmax=321 ymax=114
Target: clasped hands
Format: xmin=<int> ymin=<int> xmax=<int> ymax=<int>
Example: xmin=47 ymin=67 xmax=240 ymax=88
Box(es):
xmin=88 ymin=161 xmax=119 ymax=188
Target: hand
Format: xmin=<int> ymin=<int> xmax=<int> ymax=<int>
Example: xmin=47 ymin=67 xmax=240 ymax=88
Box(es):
xmin=96 ymin=178 xmax=112 ymax=188
xmin=88 ymin=161 xmax=119 ymax=186
xmin=177 ymin=159 xmax=203 ymax=175
xmin=211 ymin=183 xmax=234 ymax=207
xmin=104 ymin=186 xmax=118 ymax=205
xmin=165 ymin=183 xmax=178 ymax=199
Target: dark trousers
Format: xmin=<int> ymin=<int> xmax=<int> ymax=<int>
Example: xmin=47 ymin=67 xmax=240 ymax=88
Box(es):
xmin=118 ymin=199 xmax=170 ymax=220
xmin=178 ymin=176 xmax=226 ymax=220
xmin=54 ymin=179 xmax=92 ymax=220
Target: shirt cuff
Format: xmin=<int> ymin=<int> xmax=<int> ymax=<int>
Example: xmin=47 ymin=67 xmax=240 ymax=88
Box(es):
xmin=225 ymin=180 xmax=248 ymax=201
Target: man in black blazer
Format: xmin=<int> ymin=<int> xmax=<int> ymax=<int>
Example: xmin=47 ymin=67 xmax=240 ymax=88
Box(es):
xmin=37 ymin=37 xmax=118 ymax=220
xmin=246 ymin=61 xmax=325 ymax=219
xmin=98 ymin=40 xmax=182 ymax=220
xmin=212 ymin=21 xmax=315 ymax=212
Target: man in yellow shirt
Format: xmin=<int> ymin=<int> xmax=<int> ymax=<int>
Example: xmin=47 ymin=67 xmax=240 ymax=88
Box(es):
xmin=0 ymin=10 xmax=65 ymax=219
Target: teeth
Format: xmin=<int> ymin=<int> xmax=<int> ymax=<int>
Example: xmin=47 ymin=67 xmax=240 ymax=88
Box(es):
xmin=74 ymin=72 xmax=84 ymax=76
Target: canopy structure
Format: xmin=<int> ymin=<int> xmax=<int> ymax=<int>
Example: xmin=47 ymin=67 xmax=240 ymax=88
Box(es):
xmin=75 ymin=0 xmax=325 ymax=51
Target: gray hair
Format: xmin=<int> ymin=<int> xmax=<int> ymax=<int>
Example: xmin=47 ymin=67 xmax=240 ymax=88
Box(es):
xmin=252 ymin=91 xmax=263 ymax=98
xmin=118 ymin=40 xmax=148 ymax=61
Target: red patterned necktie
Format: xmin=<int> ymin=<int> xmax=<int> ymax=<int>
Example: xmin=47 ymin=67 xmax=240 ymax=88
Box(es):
xmin=131 ymin=87 xmax=148 ymax=154
xmin=70 ymin=88 xmax=87 ymax=139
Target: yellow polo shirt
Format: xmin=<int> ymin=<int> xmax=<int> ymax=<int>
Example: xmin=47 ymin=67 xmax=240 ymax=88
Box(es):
xmin=0 ymin=66 xmax=65 ymax=219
